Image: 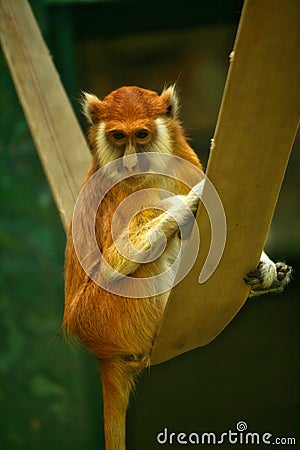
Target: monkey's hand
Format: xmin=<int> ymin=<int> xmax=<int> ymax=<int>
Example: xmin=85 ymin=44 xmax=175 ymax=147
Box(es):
xmin=186 ymin=180 xmax=204 ymax=213
xmin=244 ymin=251 xmax=292 ymax=297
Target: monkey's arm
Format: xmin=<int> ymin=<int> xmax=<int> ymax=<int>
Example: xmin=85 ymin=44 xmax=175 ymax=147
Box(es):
xmin=101 ymin=213 xmax=179 ymax=281
xmin=101 ymin=188 xmax=201 ymax=281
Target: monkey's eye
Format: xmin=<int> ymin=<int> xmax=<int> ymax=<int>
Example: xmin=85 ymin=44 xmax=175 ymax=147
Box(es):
xmin=111 ymin=131 xmax=126 ymax=141
xmin=135 ymin=129 xmax=149 ymax=140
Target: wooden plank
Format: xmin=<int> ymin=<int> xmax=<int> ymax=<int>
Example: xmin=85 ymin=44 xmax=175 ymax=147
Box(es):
xmin=151 ymin=0 xmax=300 ymax=365
xmin=0 ymin=0 xmax=91 ymax=230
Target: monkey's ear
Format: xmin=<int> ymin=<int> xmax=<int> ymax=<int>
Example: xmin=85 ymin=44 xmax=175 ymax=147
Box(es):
xmin=81 ymin=92 xmax=102 ymax=124
xmin=160 ymin=85 xmax=180 ymax=119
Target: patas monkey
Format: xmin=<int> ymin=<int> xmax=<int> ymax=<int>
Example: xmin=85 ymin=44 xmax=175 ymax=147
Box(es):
xmin=64 ymin=85 xmax=291 ymax=450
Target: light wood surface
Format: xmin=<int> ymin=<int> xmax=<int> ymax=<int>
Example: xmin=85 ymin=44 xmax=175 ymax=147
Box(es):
xmin=151 ymin=0 xmax=300 ymax=365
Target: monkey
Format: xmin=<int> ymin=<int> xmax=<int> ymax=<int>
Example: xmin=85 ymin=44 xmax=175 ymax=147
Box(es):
xmin=63 ymin=85 xmax=292 ymax=450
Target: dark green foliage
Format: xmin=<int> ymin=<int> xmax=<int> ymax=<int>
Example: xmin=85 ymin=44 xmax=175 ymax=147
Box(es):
xmin=0 ymin=46 xmax=103 ymax=450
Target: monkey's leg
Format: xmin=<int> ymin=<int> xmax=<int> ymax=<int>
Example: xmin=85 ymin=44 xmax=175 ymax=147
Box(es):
xmin=245 ymin=251 xmax=292 ymax=297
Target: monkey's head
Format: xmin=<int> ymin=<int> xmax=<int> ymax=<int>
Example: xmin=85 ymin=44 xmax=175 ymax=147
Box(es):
xmin=82 ymin=86 xmax=190 ymax=183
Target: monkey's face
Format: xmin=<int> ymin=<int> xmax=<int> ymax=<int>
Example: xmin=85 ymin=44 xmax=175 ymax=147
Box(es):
xmin=82 ymin=86 xmax=180 ymax=187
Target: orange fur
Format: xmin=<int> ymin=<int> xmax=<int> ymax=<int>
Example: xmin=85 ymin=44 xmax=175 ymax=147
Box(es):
xmin=64 ymin=86 xmax=202 ymax=449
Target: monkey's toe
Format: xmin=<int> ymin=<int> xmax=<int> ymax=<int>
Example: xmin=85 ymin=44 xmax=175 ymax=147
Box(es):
xmin=275 ymin=262 xmax=292 ymax=282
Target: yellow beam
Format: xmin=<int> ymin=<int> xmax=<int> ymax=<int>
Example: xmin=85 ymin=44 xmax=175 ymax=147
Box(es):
xmin=151 ymin=0 xmax=300 ymax=365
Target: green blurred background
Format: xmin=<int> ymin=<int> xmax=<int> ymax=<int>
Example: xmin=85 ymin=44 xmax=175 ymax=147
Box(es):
xmin=0 ymin=1 xmax=299 ymax=449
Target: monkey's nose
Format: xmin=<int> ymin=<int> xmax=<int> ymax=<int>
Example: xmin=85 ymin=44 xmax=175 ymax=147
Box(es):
xmin=123 ymin=153 xmax=138 ymax=171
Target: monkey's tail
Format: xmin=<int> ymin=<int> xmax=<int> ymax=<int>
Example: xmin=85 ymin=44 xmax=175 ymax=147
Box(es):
xmin=100 ymin=356 xmax=147 ymax=450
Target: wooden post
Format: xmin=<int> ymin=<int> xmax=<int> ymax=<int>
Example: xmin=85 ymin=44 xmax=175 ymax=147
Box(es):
xmin=151 ymin=0 xmax=300 ymax=365
xmin=0 ymin=0 xmax=91 ymax=230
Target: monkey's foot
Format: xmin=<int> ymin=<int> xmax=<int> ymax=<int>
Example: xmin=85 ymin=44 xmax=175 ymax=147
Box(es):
xmin=245 ymin=261 xmax=292 ymax=298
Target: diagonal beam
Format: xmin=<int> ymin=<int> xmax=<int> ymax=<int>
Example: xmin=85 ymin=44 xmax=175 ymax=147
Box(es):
xmin=151 ymin=0 xmax=300 ymax=365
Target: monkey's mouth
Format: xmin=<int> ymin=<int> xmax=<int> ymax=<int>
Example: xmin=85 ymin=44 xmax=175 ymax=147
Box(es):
xmin=120 ymin=161 xmax=150 ymax=181
xmin=121 ymin=172 xmax=156 ymax=188
xmin=124 ymin=173 xmax=146 ymax=184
